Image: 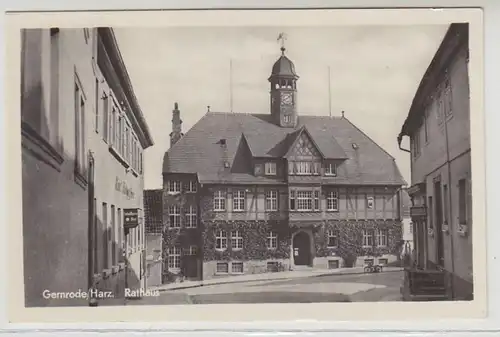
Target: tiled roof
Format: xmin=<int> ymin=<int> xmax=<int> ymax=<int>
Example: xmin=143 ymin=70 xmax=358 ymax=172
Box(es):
xmin=143 ymin=189 xmax=163 ymax=234
xmin=163 ymin=112 xmax=406 ymax=186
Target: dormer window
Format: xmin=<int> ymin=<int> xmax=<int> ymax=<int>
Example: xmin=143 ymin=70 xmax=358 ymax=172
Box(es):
xmin=325 ymin=162 xmax=338 ymax=176
xmin=265 ymin=162 xmax=277 ymax=176
xmin=167 ymin=180 xmax=181 ymax=194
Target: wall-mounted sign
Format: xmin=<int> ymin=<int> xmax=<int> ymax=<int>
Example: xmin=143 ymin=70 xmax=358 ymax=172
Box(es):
xmin=115 ymin=177 xmax=135 ymax=200
xmin=124 ymin=208 xmax=139 ymax=229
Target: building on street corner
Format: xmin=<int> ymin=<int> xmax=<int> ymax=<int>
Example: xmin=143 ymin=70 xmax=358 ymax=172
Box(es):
xmin=397 ymin=23 xmax=472 ymax=300
xmin=20 ymin=27 xmax=154 ymax=307
xmin=160 ymin=44 xmax=407 ymax=282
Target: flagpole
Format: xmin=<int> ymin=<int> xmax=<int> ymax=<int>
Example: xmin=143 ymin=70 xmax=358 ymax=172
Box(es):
xmin=230 ymin=59 xmax=233 ymax=113
xmin=328 ymin=65 xmax=332 ymax=117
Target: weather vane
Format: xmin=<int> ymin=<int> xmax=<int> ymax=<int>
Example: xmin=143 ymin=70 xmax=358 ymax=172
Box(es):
xmin=277 ymin=32 xmax=287 ymax=53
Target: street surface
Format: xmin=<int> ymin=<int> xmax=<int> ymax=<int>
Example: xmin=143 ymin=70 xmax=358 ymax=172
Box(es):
xmin=126 ymin=270 xmax=404 ymax=305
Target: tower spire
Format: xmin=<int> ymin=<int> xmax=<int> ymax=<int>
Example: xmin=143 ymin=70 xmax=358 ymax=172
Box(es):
xmin=170 ymin=102 xmax=183 ymax=147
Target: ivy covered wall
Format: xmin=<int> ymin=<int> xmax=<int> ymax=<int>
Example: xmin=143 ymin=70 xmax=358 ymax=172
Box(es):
xmin=314 ymin=220 xmax=403 ymax=266
xmin=202 ymin=220 xmax=290 ymax=261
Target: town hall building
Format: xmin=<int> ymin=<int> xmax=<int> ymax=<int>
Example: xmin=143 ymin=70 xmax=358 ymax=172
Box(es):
xmin=160 ymin=44 xmax=406 ymax=281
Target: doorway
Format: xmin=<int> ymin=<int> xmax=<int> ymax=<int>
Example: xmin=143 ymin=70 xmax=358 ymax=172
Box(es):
xmin=293 ymin=231 xmax=311 ymax=266
xmin=434 ymin=181 xmax=444 ymax=267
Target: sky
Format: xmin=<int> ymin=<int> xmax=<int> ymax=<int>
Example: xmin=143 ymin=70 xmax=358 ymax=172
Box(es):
xmin=113 ymin=25 xmax=449 ymax=190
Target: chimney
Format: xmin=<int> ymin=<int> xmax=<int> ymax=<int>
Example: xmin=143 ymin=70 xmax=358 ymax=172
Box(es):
xmin=169 ymin=102 xmax=184 ymax=147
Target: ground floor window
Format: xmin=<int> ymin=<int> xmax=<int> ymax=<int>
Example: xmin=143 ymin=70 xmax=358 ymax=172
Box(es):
xmin=362 ymin=229 xmax=373 ymax=247
xmin=328 ymin=260 xmax=339 ymax=269
xmin=168 ymin=246 xmax=181 ymax=270
xmin=216 ymin=262 xmax=228 ymax=273
xmin=378 ymin=258 xmax=388 ymax=265
xmin=267 ymin=261 xmax=279 ymax=272
xmin=267 ymin=231 xmax=278 ymax=249
xmin=216 ymin=230 xmax=228 ymax=250
xmin=231 ymin=262 xmax=244 ymax=273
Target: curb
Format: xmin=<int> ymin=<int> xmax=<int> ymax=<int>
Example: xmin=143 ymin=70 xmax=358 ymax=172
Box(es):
xmin=156 ymin=268 xmax=404 ymax=292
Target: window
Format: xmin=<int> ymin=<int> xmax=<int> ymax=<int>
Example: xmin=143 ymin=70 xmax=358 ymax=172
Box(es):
xmin=169 ymin=205 xmax=181 ymax=228
xmin=185 ymin=180 xmax=197 ymax=193
xmin=102 ymin=202 xmax=108 ymax=269
xmin=314 ymin=191 xmax=320 ymax=210
xmin=284 ymin=115 xmax=291 ymax=123
xmin=111 ymin=205 xmax=116 ymax=266
xmin=296 ymin=191 xmax=313 ymax=211
xmin=267 ymin=231 xmax=278 ymax=249
xmin=412 ymin=131 xmax=421 ymax=158
xmin=265 ymin=190 xmax=278 ymax=211
xmin=74 ymin=79 xmax=86 ymax=176
xmin=216 ymin=262 xmax=228 ymax=273
xmin=444 ymin=76 xmax=453 ymax=118
xmin=102 ymin=92 xmax=109 ymax=142
xmin=458 ymin=179 xmax=467 ymax=224
xmin=289 ymin=190 xmax=296 ymax=210
xmin=117 ymin=112 xmax=122 ymax=151
xmin=213 ymin=190 xmax=226 ymax=211
xmin=327 ymin=191 xmax=339 ymax=211
xmin=231 ymin=230 xmax=243 ymax=250
xmin=378 ymin=258 xmax=388 ymax=265
xmin=93 ymin=198 xmax=98 ymax=274
xmin=109 ymin=105 xmax=116 ymax=146
xmin=328 ymin=260 xmax=339 ymax=269
xmin=184 ymin=205 xmax=197 ymax=228
xmin=117 ymin=208 xmax=122 ymax=262
xmin=376 ymin=229 xmax=388 ymax=247
xmin=95 ymin=79 xmax=99 ymax=133
xmin=367 ymin=197 xmax=375 ymax=210
xmin=409 ymin=221 xmax=413 ymax=235
xmin=215 ymin=230 xmax=228 ymax=250
xmin=139 ymin=152 xmax=143 ymax=174
xmin=325 ymin=162 xmax=337 ymax=176
xmin=233 ymin=190 xmax=246 ymax=211
xmin=296 ymin=161 xmax=312 ymax=175
xmin=231 ymin=262 xmax=244 ymax=273
xmin=362 ymin=229 xmax=373 ymax=247
xmin=168 ymin=246 xmax=181 ymax=270
xmin=424 ymin=108 xmax=429 ymax=142
xmin=267 ymin=261 xmax=279 ymax=272
xmin=124 ymin=125 xmax=130 ymax=161
xmin=186 ymin=245 xmax=197 ymax=256
xmin=168 ymin=180 xmax=181 ymax=194
xmin=428 ymin=196 xmax=434 ymax=229
xmin=265 ymin=162 xmax=277 ymax=175
xmin=443 ymin=184 xmax=449 ymax=224
xmin=327 ymin=229 xmax=338 ymax=248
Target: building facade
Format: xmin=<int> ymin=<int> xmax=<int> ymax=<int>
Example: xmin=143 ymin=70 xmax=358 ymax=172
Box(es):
xmin=161 ymin=46 xmax=406 ymax=282
xmin=144 ymin=189 xmax=164 ymax=287
xmin=397 ymin=23 xmax=472 ymax=300
xmin=21 ymin=27 xmax=154 ymax=307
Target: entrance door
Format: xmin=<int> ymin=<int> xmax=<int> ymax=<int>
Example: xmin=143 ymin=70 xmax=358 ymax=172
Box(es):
xmin=434 ymin=181 xmax=445 ymax=267
xmin=293 ymin=231 xmax=311 ymax=266
xmin=416 ymin=220 xmax=426 ymax=268
xmin=183 ymin=255 xmax=199 ymax=279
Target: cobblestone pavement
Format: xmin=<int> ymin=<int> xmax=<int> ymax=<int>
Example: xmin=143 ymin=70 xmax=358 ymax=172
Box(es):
xmin=126 ymin=270 xmax=404 ymax=305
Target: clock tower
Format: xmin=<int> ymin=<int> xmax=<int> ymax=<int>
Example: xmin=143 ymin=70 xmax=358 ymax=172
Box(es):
xmin=269 ymin=44 xmax=299 ymax=128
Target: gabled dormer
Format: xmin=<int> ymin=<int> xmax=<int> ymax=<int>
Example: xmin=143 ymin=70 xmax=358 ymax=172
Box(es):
xmin=285 ymin=126 xmax=323 ymax=176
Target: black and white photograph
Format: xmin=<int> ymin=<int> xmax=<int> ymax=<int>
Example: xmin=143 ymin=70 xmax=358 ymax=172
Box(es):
xmin=6 ymin=8 xmax=486 ymax=322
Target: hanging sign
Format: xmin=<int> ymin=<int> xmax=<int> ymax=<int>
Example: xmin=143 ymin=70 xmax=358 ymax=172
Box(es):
xmin=124 ymin=208 xmax=139 ymax=229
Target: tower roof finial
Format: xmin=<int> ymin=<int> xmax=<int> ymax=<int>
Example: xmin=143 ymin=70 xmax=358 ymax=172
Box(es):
xmin=277 ymin=32 xmax=287 ymax=54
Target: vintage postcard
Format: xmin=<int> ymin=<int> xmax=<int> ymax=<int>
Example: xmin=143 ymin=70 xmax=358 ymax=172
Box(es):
xmin=5 ymin=7 xmax=486 ymax=323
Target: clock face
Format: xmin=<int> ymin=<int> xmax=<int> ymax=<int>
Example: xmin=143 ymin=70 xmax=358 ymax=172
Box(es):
xmin=281 ymin=92 xmax=293 ymax=105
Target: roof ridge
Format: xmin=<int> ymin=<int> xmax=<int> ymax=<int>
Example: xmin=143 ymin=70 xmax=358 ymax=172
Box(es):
xmin=342 ymin=116 xmax=396 ymax=160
